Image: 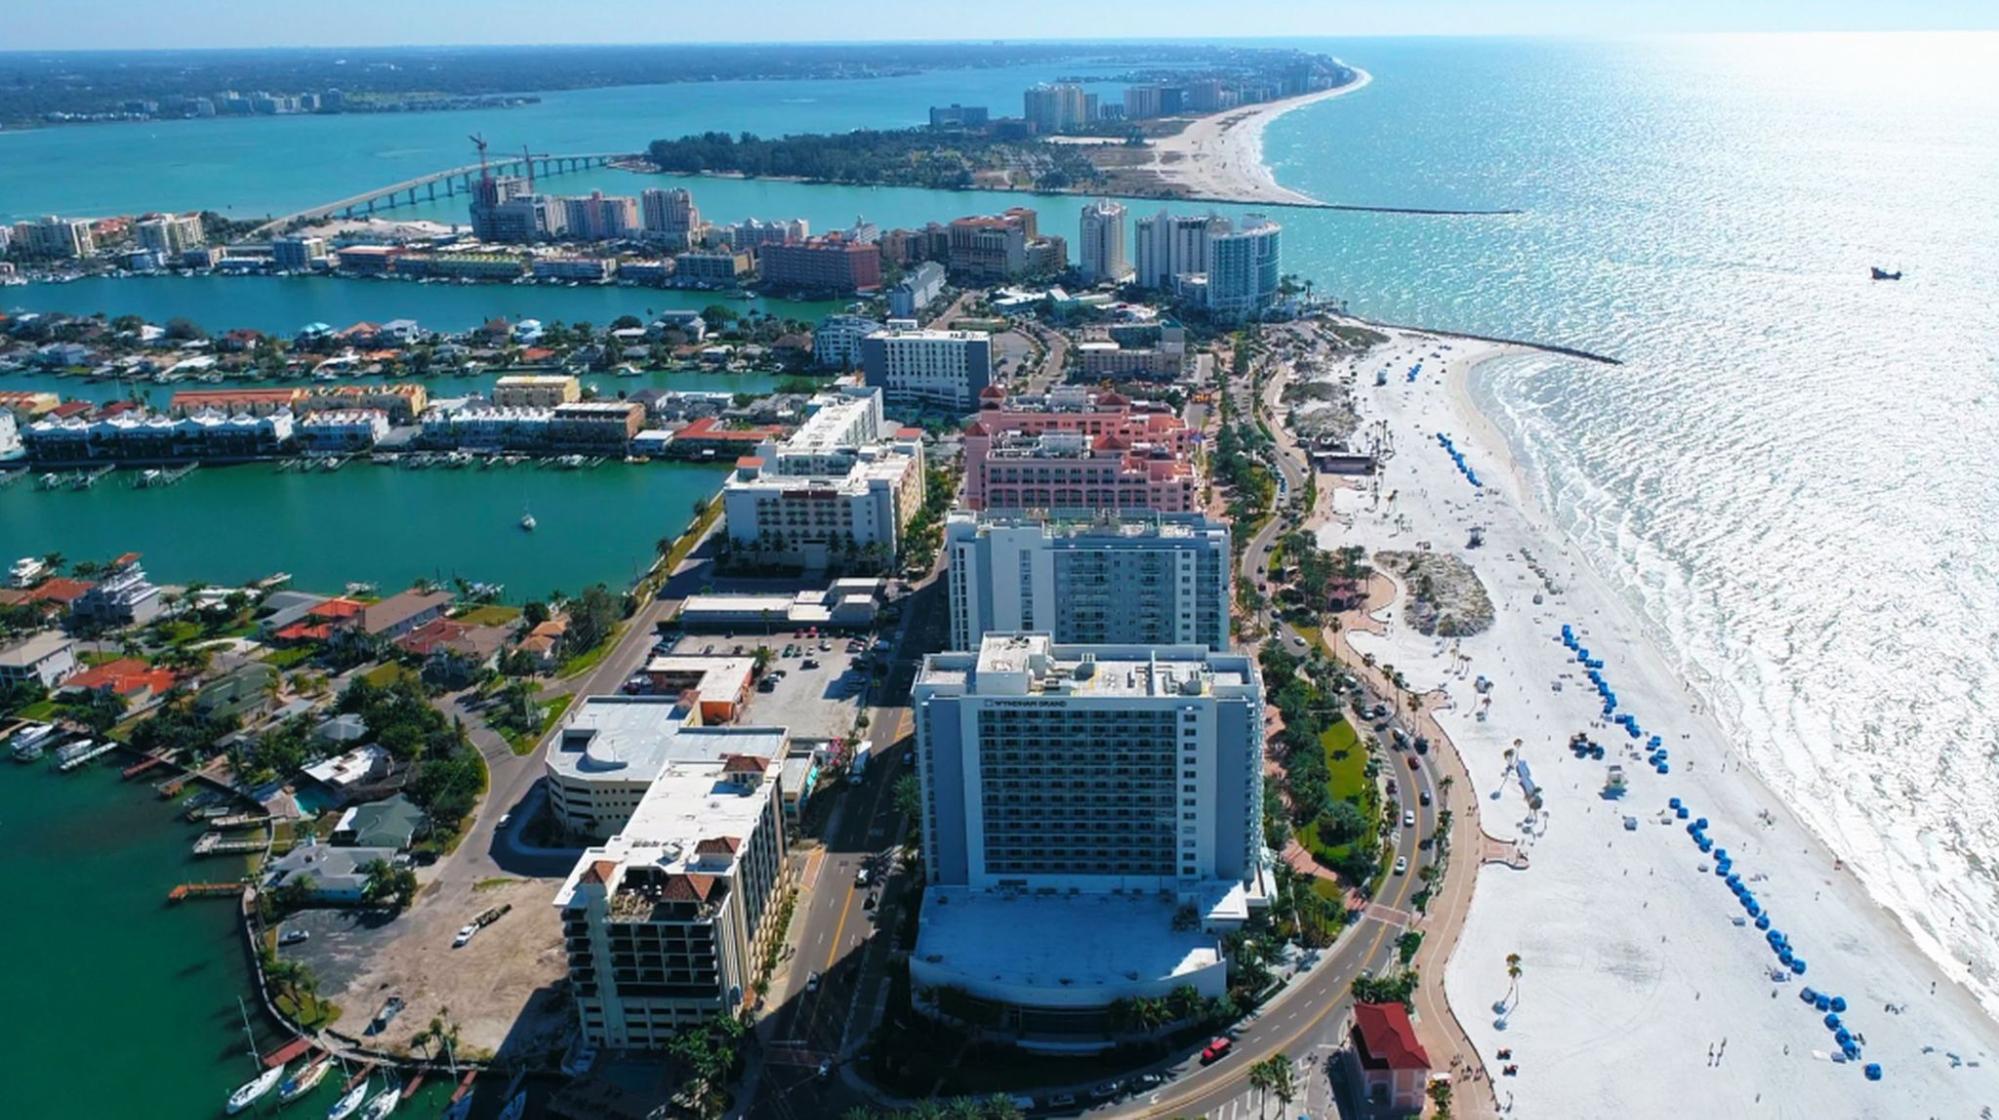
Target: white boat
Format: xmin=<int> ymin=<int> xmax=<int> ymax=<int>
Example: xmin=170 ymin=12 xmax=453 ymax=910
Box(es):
xmin=8 ymin=555 xmax=47 ymax=588
xmin=519 ymin=506 xmax=536 ymax=532
xmin=279 ymin=1058 xmax=333 ymax=1104
xmin=227 ymin=1064 xmax=286 ymax=1114
xmin=327 ymin=1078 xmax=370 ymax=1120
xmin=358 ymin=1080 xmax=402 ymax=1120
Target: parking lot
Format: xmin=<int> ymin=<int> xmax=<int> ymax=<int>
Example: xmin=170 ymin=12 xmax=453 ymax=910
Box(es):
xmin=657 ymin=631 xmax=871 ymax=740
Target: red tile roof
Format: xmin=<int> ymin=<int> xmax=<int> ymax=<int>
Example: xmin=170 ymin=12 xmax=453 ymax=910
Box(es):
xmin=63 ymin=658 xmax=179 ymax=698
xmin=308 ymin=597 xmax=365 ymax=620
xmin=679 ymin=417 xmax=785 ymax=443
xmin=721 ymin=754 xmax=769 ymax=774
xmin=11 ymin=577 xmax=96 ymax=605
xmin=694 ymin=836 xmax=742 ymax=855
xmin=579 ymin=859 xmax=620 ymax=886
xmin=1352 ymin=1002 xmax=1431 ymax=1071
xmin=662 ymin=872 xmax=719 ymax=902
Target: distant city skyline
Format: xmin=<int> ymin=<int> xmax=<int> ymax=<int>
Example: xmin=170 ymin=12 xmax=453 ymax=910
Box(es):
xmin=6 ymin=0 xmax=1996 ymax=50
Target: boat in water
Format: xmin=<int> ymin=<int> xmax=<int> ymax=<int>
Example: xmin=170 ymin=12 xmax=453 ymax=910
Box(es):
xmin=7 ymin=555 xmax=47 ymax=588
xmin=227 ymin=1065 xmax=287 ymax=1114
xmin=1870 ymin=266 xmax=1903 ymax=280
xmin=358 ymin=1079 xmax=402 ymax=1120
xmin=326 ymin=1078 xmax=370 ymax=1120
xmin=9 ymin=722 xmax=56 ymax=762
xmin=520 ymin=504 xmax=537 ymax=532
xmin=279 ymin=1057 xmax=334 ymax=1105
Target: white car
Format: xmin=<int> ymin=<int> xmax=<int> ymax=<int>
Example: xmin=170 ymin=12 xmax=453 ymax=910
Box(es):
xmin=1393 ymin=856 xmax=1409 ymax=875
xmin=1404 ymin=810 xmax=1416 ymax=828
xmin=452 ymin=924 xmax=479 ymax=948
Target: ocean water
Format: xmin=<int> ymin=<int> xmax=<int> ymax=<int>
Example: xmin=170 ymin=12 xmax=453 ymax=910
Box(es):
xmin=1265 ymin=34 xmax=1999 ymax=1011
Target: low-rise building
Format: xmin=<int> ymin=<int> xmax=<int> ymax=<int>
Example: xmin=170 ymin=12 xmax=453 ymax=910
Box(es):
xmin=532 ymin=256 xmax=618 ymax=283
xmin=492 ymin=374 xmax=581 ymax=409
xmin=674 ymin=250 xmax=753 ymax=286
xmin=888 ymin=260 xmax=947 ymax=319
xmin=672 ymin=578 xmax=884 ymax=631
xmin=303 ymin=743 xmax=393 ymax=804
xmin=550 ymin=401 xmax=644 ymax=452
xmin=0 ymin=632 xmax=78 ymax=689
xmin=395 ymin=618 xmax=510 ymax=683
xmin=640 ymin=656 xmax=756 ymax=724
xmin=1344 ymin=1002 xmax=1433 ymax=1112
xmin=300 ymin=383 xmax=429 ymax=423
xmin=543 ymin=694 xmax=790 ymax=841
xmin=421 ymin=405 xmax=552 ymax=450
xmin=331 ymin=793 xmax=426 ymax=849
xmin=296 ymin=409 xmax=390 ymax=452
xmin=263 ymin=840 xmax=401 ymax=904
xmin=71 ymin=553 xmax=162 ymax=626
xmin=554 ymin=739 xmax=789 ymax=1048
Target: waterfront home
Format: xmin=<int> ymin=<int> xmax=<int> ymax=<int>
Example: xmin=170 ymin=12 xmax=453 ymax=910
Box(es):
xmin=0 ymin=577 xmax=97 ymax=619
xmin=312 ymin=713 xmax=369 ymax=747
xmin=394 ymin=618 xmax=509 ymax=685
xmin=71 ymin=553 xmax=162 ymax=626
xmin=331 ymin=793 xmax=425 ymax=850
xmin=514 ymin=616 xmax=569 ymax=672
xmin=256 ymin=591 xmax=330 ymax=636
xmin=60 ymin=657 xmax=179 ymax=704
xmin=351 ymin=589 xmax=453 ymax=644
xmin=269 ymin=597 xmax=363 ymax=644
xmin=23 ymin=409 xmax=295 ymax=463
xmin=0 ymin=631 xmax=78 ymax=689
xmin=0 ymin=390 xmax=61 ymax=419
xmin=550 ymin=400 xmax=644 ymax=452
xmin=295 ymin=408 xmax=390 ymax=452
xmin=492 ymin=374 xmax=580 ymax=409
xmin=167 ymin=387 xmax=304 ymax=417
xmin=263 ymin=839 xmax=400 ymax=904
xmin=302 ymin=742 xmax=392 ymax=805
xmin=1343 ymin=1001 xmax=1433 ymax=1113
xmin=192 ymin=663 xmax=280 ymax=724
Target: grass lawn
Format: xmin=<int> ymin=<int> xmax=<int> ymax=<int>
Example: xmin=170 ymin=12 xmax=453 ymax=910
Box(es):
xmin=261 ymin=645 xmax=319 ymax=670
xmin=360 ymin=662 xmax=416 ymax=688
xmin=13 ymin=699 xmax=58 ymax=721
xmin=1322 ymin=720 xmax=1368 ymax=803
xmin=455 ymin=604 xmax=521 ymax=627
xmin=503 ymin=692 xmax=573 ymax=755
xmin=155 ymin=620 xmax=205 ymax=645
xmin=557 ymin=630 xmax=620 ymax=679
xmin=275 ymin=989 xmax=341 ymax=1030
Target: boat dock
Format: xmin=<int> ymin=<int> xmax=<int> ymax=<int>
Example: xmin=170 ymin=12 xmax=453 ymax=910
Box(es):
xmin=193 ymin=831 xmax=264 ymax=856
xmin=133 ymin=463 xmax=199 ymax=488
xmin=261 ymin=1036 xmax=315 ymax=1069
xmin=72 ymin=465 xmax=115 ymax=489
xmin=167 ymin=881 xmax=243 ymax=903
xmin=122 ymin=752 xmax=174 ymax=779
xmin=342 ymin=1061 xmax=378 ymax=1093
xmin=448 ymin=1070 xmax=477 ymax=1104
xmin=400 ymin=1070 xmax=427 ymax=1100
xmin=211 ymin=812 xmax=271 ymax=830
xmin=55 ymin=741 xmax=118 ymax=772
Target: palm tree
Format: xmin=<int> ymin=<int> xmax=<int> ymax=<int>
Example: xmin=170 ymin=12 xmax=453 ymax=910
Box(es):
xmin=1505 ymin=952 xmax=1524 ymax=1010
xmin=1266 ymin=1054 xmax=1296 ymax=1118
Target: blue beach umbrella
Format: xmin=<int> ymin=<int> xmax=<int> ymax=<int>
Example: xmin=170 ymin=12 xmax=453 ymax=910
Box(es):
xmin=1865 ymin=1063 xmax=1882 ymax=1081
xmin=1800 ymin=987 xmax=1818 ymax=1003
xmin=1792 ymin=958 xmax=1807 ymax=975
xmin=1824 ymin=1013 xmax=1841 ymax=1029
xmin=1830 ymin=996 xmax=1846 ymax=1013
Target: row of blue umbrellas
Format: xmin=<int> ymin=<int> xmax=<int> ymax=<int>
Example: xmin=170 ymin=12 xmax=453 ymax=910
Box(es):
xmin=1436 ymin=432 xmax=1483 ymax=488
xmin=1680 ymin=798 xmax=1880 ymax=1078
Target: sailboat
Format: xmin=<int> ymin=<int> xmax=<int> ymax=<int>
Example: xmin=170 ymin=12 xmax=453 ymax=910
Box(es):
xmin=225 ymin=999 xmax=286 ymax=1114
xmin=358 ymin=1077 xmax=402 ymax=1120
xmin=279 ymin=1057 xmax=334 ymax=1104
xmin=327 ymin=1076 xmax=370 ymax=1120
xmin=519 ymin=503 xmax=537 ymax=532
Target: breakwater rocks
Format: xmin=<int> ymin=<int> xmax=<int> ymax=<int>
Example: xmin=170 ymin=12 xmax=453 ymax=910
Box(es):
xmin=1375 ymin=549 xmax=1494 ymax=637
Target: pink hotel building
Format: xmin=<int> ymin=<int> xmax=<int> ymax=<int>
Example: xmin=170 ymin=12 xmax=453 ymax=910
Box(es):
xmin=961 ymin=386 xmax=1200 ymax=513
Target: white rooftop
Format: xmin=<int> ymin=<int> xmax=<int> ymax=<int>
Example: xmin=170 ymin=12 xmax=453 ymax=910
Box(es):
xmin=553 ymin=752 xmax=783 ymax=907
xmin=914 ymin=887 xmax=1221 ymax=994
xmin=922 ymin=633 xmax=1253 ymax=699
xmin=546 ymin=695 xmax=786 ymax=780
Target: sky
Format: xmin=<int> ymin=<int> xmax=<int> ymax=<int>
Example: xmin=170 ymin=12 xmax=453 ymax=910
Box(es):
xmin=6 ymin=0 xmax=1998 ymax=49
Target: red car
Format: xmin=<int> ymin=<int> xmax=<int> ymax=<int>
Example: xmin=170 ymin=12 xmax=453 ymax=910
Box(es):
xmin=1201 ymin=1037 xmax=1233 ymax=1064
xmin=1406 ymin=755 xmax=1420 ymax=771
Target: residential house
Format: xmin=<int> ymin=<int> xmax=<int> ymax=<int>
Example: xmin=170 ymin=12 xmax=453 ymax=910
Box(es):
xmin=193 ymin=663 xmax=279 ymax=724
xmin=1345 ymin=1002 xmax=1433 ymax=1113
xmin=395 ymin=618 xmax=510 ymax=685
xmin=0 ymin=632 xmax=78 ymax=689
xmin=262 ymin=840 xmax=401 ymax=904
xmin=331 ymin=793 xmax=426 ymax=849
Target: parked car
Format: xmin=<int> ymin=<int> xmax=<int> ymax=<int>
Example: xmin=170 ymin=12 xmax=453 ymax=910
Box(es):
xmin=1088 ymin=1081 xmax=1123 ymax=1101
xmin=1131 ymin=1073 xmax=1165 ymax=1091
xmin=806 ymin=971 xmax=821 ymax=993
xmin=453 ymin=923 xmax=479 ymax=948
xmin=856 ymin=867 xmax=872 ymax=887
xmin=278 ymin=928 xmax=309 ymax=947
xmin=1201 ymin=1037 xmax=1233 ymax=1064
xmin=802 ymin=658 xmax=820 ymax=669
xmin=1047 ymin=1092 xmax=1078 ymax=1110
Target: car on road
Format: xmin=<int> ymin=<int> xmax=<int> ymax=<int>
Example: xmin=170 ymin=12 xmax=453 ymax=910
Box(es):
xmin=1420 ymin=790 xmax=1433 ymax=807
xmin=816 ymin=1060 xmax=832 ymax=1081
xmin=856 ymin=867 xmax=872 ymax=887
xmin=1131 ymin=1073 xmax=1165 ymax=1092
xmin=806 ymin=971 xmax=821 ymax=993
xmin=1406 ymin=755 xmax=1420 ymax=770
xmin=1201 ymin=1037 xmax=1233 ymax=1064
xmin=278 ymin=928 xmax=309 ymax=946
xmin=1404 ymin=810 xmax=1417 ymax=828
xmin=863 ymin=893 xmax=878 ymax=910
xmin=1394 ymin=856 xmax=1409 ymax=875
xmin=1414 ymin=735 xmax=1431 ymax=755
xmin=453 ymin=923 xmax=479 ymax=948
xmin=1047 ymin=1092 xmax=1078 ymax=1110
xmin=1087 ymin=1080 xmax=1123 ymax=1101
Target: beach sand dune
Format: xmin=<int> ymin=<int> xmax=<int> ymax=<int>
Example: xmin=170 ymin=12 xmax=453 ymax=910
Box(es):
xmin=1310 ymin=328 xmax=1999 ymax=1115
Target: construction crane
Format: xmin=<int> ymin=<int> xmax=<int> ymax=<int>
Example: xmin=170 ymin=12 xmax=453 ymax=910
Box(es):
xmin=469 ymin=133 xmax=489 ymax=179
xmin=522 ymin=144 xmax=536 ymax=192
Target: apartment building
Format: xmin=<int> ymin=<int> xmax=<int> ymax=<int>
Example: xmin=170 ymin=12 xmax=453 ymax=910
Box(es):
xmin=909 ymin=635 xmax=1267 ymax=1025
xmin=1077 ymin=199 xmax=1130 ymax=284
xmin=888 ymin=260 xmax=947 ymax=319
xmin=640 ymin=187 xmax=702 ymax=248
xmin=858 ymin=326 xmax=993 ymax=412
xmin=549 ymin=401 xmax=645 ymax=451
xmin=757 ymin=234 xmax=882 ymax=294
xmin=295 ymin=409 xmax=390 ymax=452
xmin=1023 ymin=83 xmax=1089 ymax=132
xmin=813 ymin=313 xmax=884 ymax=371
xmin=561 ymin=191 xmax=642 ymax=240
xmin=554 ymin=746 xmax=789 ymax=1049
xmin=945 ymin=511 xmax=1231 ymax=652
xmin=134 ymin=212 xmax=206 ymax=256
xmin=272 ymin=235 xmax=329 ymax=271
xmin=14 ymin=216 xmax=96 ymax=259
xmin=720 ymin=386 xmax=925 ymax=569
xmin=492 ymin=375 xmax=581 ymax=409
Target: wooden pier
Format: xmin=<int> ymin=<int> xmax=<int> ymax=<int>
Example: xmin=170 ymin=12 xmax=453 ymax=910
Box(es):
xmin=400 ymin=1070 xmax=427 ymax=1100
xmin=342 ymin=1061 xmax=378 ymax=1093
xmin=211 ymin=812 xmax=271 ymax=830
xmin=167 ymin=882 xmax=243 ymax=903
xmin=261 ymin=1036 xmax=315 ymax=1069
xmin=194 ymin=831 xmax=264 ymax=856
xmin=56 ymin=741 xmax=118 ymax=772
xmin=122 ymin=752 xmax=174 ymax=779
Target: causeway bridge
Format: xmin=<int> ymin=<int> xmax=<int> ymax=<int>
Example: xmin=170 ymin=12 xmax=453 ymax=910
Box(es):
xmin=254 ymin=151 xmax=639 ymax=234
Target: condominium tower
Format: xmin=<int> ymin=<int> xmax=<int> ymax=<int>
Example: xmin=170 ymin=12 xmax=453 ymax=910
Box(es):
xmin=1077 ymin=199 xmax=1129 ymax=285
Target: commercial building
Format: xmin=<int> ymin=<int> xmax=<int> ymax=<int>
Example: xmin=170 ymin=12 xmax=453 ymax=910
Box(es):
xmin=15 ymin=216 xmax=96 ymax=259
xmin=543 ymin=694 xmax=790 ymax=841
xmin=720 ymin=386 xmax=925 ymax=569
xmin=333 ymin=245 xmax=402 ymax=274
xmin=888 ymin=260 xmax=947 ymax=319
xmin=945 ymin=512 xmax=1230 ymax=652
xmin=0 ymin=632 xmax=78 ymax=689
xmin=554 ymin=742 xmax=789 ymax=1049
xmin=493 ymin=375 xmax=581 ymax=409
xmin=672 ymin=578 xmax=885 ymax=631
xmin=562 ymin=191 xmax=642 ymax=241
xmin=272 ymin=235 xmax=329 ymax=272
xmin=908 ymin=634 xmax=1268 ymax=1031
xmin=756 ymin=234 xmax=882 ymax=294
xmin=947 ymin=208 xmax=1065 ymax=282
xmin=640 ymin=187 xmax=701 ymax=249
xmin=962 ymin=386 xmax=1198 ymax=513
xmin=1023 ymin=83 xmax=1089 ymax=132
xmin=639 ymin=657 xmax=756 ymax=724
xmin=859 ymin=326 xmax=993 ymax=413
xmin=134 ymin=213 xmax=206 ymax=256
xmin=813 ymin=313 xmax=884 ymax=371
xmin=1075 ymin=322 xmax=1188 ymax=381
xmin=1344 ymin=1002 xmax=1434 ymax=1112
xmin=1077 ymin=199 xmax=1129 ymax=284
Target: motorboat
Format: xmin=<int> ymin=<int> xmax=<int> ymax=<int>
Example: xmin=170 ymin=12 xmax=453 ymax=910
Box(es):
xmin=226 ymin=1064 xmax=287 ymax=1114
xmin=326 ymin=1078 xmax=370 ymax=1120
xmin=8 ymin=555 xmax=47 ymax=588
xmin=520 ymin=504 xmax=537 ymax=532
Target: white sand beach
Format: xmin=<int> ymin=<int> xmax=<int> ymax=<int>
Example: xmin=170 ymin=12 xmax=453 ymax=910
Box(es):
xmin=1139 ymin=69 xmax=1373 ymax=205
xmin=1306 ymin=327 xmax=1999 ymax=1116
